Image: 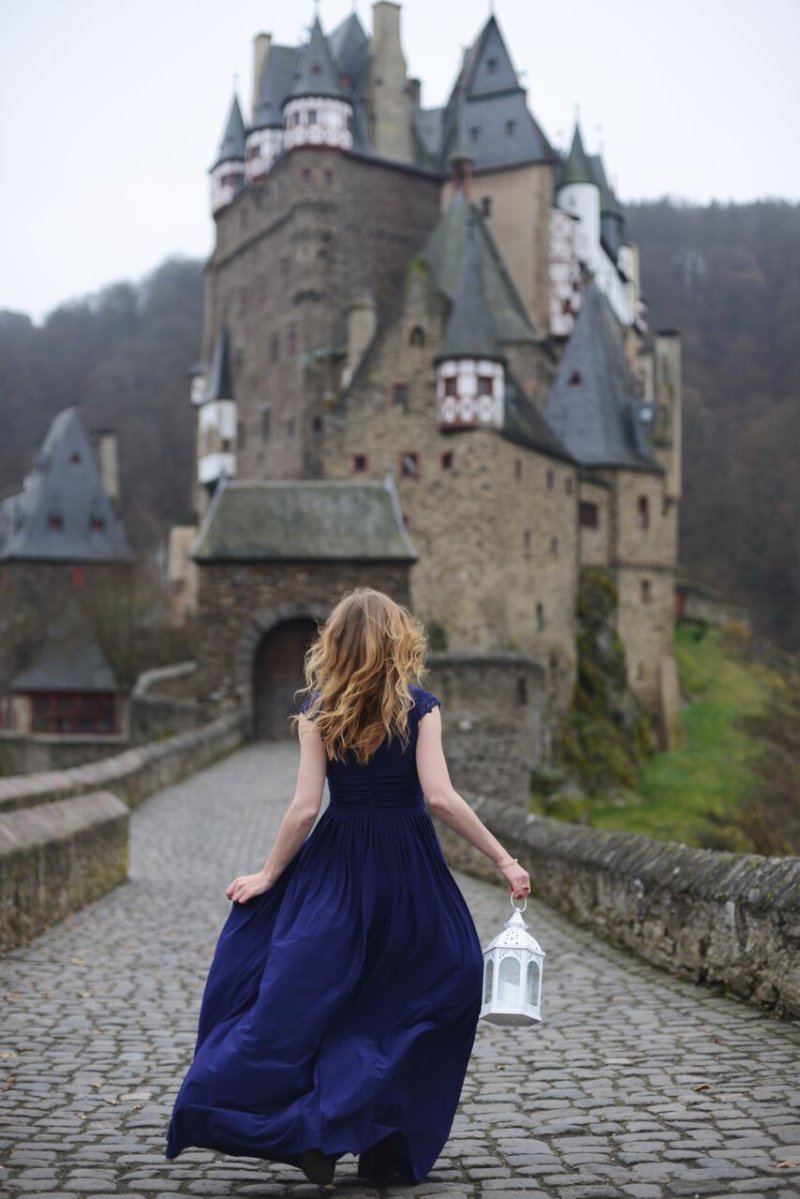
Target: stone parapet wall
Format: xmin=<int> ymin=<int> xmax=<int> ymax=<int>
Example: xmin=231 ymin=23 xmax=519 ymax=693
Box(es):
xmin=0 ymin=711 xmax=246 ymax=815
xmin=435 ymin=797 xmax=800 ymax=1018
xmin=0 ymin=790 xmax=128 ymax=953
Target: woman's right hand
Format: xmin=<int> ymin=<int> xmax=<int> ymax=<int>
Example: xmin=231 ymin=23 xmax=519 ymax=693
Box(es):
xmin=498 ymin=859 xmax=531 ymax=900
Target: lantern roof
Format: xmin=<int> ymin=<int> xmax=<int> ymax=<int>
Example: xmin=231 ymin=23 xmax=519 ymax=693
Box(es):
xmin=484 ymin=907 xmax=545 ymax=956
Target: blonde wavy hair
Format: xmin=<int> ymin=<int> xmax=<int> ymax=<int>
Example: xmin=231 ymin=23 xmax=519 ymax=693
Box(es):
xmin=290 ymin=587 xmax=429 ymax=764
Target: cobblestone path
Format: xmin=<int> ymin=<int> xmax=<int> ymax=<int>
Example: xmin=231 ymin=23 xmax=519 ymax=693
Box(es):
xmin=2 ymin=743 xmax=800 ymax=1199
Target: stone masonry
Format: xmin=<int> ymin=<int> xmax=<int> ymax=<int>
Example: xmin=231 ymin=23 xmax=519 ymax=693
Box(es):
xmin=2 ymin=742 xmax=800 ymax=1199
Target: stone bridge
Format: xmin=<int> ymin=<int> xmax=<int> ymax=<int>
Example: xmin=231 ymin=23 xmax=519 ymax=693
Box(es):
xmin=2 ymin=743 xmax=800 ymax=1199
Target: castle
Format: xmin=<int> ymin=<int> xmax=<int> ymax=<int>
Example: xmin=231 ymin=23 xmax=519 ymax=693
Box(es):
xmin=174 ymin=3 xmax=682 ymax=748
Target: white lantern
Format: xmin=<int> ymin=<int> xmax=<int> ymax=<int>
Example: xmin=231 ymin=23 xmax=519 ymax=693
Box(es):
xmin=480 ymin=896 xmax=545 ymax=1026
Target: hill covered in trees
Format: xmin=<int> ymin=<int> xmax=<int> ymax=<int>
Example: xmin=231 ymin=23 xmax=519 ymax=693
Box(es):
xmin=1 ymin=200 xmax=798 ymax=647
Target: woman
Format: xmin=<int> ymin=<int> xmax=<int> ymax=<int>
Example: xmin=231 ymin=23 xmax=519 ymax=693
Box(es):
xmin=165 ymin=586 xmax=531 ymax=1186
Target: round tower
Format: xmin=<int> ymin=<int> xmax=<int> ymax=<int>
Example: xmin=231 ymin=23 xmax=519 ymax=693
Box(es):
xmin=555 ymin=122 xmax=600 ymax=273
xmin=282 ymin=17 xmax=353 ymax=152
xmin=210 ymin=94 xmax=246 ymax=215
xmin=246 ymin=35 xmax=291 ymax=182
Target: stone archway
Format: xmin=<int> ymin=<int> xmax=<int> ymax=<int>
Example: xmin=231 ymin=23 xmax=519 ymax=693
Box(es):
xmin=235 ymin=602 xmax=329 ymax=740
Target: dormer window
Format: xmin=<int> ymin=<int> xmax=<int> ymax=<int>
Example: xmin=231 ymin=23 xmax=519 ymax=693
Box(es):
xmin=48 ymin=511 xmax=63 ymax=531
xmin=487 ymin=57 xmax=498 ymax=74
xmin=69 ymin=450 xmax=81 ymax=464
xmin=311 ymin=62 xmax=322 ymax=76
xmin=470 ymin=125 xmax=480 ymax=142
xmin=505 ymin=119 xmax=516 ymax=136
xmin=90 ymin=513 xmax=105 ymax=532
xmin=569 ymin=370 xmax=582 ymax=386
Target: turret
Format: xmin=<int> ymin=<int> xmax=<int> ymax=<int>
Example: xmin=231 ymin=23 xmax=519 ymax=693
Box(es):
xmin=210 ymin=95 xmax=246 ymax=215
xmin=246 ymin=38 xmax=298 ymax=182
xmin=283 ymin=18 xmax=353 ymax=152
xmin=435 ymin=207 xmax=505 ymax=431
xmin=197 ymin=328 xmax=237 ymax=491
xmin=555 ymin=122 xmax=600 ymax=273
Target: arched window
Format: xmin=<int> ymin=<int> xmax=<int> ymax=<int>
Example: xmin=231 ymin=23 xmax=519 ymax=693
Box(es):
xmin=409 ymin=326 xmax=426 ymax=347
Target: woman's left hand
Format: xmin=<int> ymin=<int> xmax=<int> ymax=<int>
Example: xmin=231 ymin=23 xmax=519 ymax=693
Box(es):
xmin=225 ymin=870 xmax=271 ymax=904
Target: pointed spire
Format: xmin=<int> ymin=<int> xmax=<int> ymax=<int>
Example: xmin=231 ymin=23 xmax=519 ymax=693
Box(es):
xmin=439 ymin=211 xmax=502 ymax=362
xmin=213 ymin=94 xmax=246 ymax=167
xmin=288 ymin=16 xmax=345 ymax=100
xmin=206 ymin=327 xmax=234 ymax=402
xmin=557 ymin=121 xmax=598 ymax=190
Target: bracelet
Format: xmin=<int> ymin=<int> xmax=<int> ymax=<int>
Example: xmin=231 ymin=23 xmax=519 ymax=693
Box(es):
xmin=495 ymin=856 xmax=519 ymax=870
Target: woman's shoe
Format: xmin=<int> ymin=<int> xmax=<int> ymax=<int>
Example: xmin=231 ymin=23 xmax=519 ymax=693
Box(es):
xmin=298 ymin=1147 xmax=336 ymax=1185
xmin=357 ymin=1137 xmax=403 ymax=1184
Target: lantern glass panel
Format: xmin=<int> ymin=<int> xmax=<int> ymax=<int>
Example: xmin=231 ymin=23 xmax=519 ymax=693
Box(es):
xmin=526 ymin=959 xmax=540 ymax=1005
xmin=483 ymin=958 xmax=494 ymax=1004
xmin=498 ymin=955 xmax=520 ymax=1001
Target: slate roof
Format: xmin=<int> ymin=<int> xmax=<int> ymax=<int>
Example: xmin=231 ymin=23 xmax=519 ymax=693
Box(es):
xmin=252 ymin=45 xmax=299 ymax=129
xmin=212 ymin=94 xmax=246 ymax=168
xmin=191 ymin=479 xmax=416 ymax=562
xmin=502 ymin=375 xmax=575 ymax=464
xmin=424 ymin=192 xmax=537 ymax=343
xmin=556 ymin=122 xmax=597 ymax=190
xmin=438 ymin=213 xmax=502 ymax=361
xmin=205 ymin=326 xmax=234 ymax=401
xmin=12 ymin=596 xmax=117 ymax=693
xmin=0 ymin=407 xmax=134 ymax=563
xmin=430 ymin=16 xmax=556 ymax=174
xmin=288 ymin=17 xmax=346 ymax=101
xmin=328 ymin=12 xmax=370 ymax=91
xmin=544 ymin=283 xmax=661 ymax=473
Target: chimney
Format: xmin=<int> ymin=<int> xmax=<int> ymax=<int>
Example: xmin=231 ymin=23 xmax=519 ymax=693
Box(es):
xmin=91 ymin=429 xmax=120 ymax=511
xmin=252 ymin=33 xmax=271 ymax=122
xmin=368 ymin=2 xmax=413 ymax=163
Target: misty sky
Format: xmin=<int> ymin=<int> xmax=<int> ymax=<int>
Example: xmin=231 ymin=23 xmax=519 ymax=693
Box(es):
xmin=1 ymin=0 xmax=798 ymax=323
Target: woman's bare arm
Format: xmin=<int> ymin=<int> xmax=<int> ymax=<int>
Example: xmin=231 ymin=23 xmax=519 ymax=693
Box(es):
xmin=416 ymin=706 xmax=530 ymax=897
xmin=226 ymin=715 xmax=327 ymax=903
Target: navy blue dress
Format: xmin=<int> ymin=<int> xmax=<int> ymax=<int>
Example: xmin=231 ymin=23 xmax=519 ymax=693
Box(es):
xmin=164 ymin=685 xmax=484 ymax=1183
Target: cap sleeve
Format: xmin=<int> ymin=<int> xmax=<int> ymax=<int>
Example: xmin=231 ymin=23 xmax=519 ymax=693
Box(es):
xmin=413 ymin=688 xmax=441 ymax=719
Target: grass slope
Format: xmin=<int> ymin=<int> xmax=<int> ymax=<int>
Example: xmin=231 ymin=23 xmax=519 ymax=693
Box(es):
xmin=591 ymin=625 xmax=778 ymax=847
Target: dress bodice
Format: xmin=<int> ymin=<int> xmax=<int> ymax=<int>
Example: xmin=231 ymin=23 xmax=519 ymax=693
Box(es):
xmin=299 ymin=685 xmax=441 ymax=814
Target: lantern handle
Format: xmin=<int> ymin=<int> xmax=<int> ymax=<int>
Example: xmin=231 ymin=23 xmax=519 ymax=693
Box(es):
xmin=510 ymin=895 xmax=527 ymax=912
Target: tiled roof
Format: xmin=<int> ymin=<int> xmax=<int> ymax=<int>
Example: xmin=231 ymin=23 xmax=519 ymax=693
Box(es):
xmin=544 ymin=283 xmax=661 ymax=472
xmin=424 ymin=192 xmax=537 ymax=343
xmin=0 ymin=407 xmax=134 ymax=563
xmin=212 ymin=94 xmax=246 ymax=167
xmin=191 ymin=479 xmax=416 ymax=562
xmin=12 ymin=596 xmax=117 ymax=693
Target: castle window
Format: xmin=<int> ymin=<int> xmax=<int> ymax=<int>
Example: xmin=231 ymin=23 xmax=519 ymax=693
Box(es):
xmin=579 ymin=501 xmax=599 ymax=529
xmin=308 ymin=110 xmax=318 ymax=125
xmin=399 ymin=451 xmax=419 ymax=479
xmin=302 ymin=168 xmax=312 ymax=182
xmin=481 ymin=196 xmax=492 ymax=217
xmin=351 ymin=453 xmax=368 ymax=473
xmin=641 ymin=579 xmax=652 ymax=604
xmin=286 ymin=417 xmax=296 ymax=437
xmin=270 ymin=333 xmax=280 ymax=363
xmin=312 ymin=415 xmax=323 ymax=434
xmin=565 ymin=476 xmax=574 ymax=495
xmin=478 ymin=375 xmax=493 ymax=396
xmin=536 ymin=601 xmax=545 ymax=631
xmin=550 ymin=536 xmax=559 ymax=557
xmin=392 ymin=382 xmax=409 ymax=408
xmin=569 ymin=369 xmax=582 ymax=386
xmin=324 ymin=168 xmax=333 ymax=185
xmin=441 ymin=450 xmax=453 ymax=470
xmin=221 ymin=437 xmax=233 ymax=452
xmin=409 ymin=325 xmax=426 ymax=347
xmin=260 ymin=406 xmax=271 ymax=441
xmin=546 ymin=468 xmax=554 ymax=490
xmin=237 ymin=420 xmax=247 ymax=450
xmin=292 ymin=112 xmax=301 ymax=127
xmin=637 ymin=495 xmax=650 ymax=529
xmin=505 ymin=119 xmax=516 ymax=136
xmin=514 ymin=459 xmax=522 ymax=480
xmin=444 ymin=376 xmax=458 ymax=397
xmin=517 ymin=678 xmax=528 ymax=705
xmin=346 ymin=113 xmax=353 ymax=132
